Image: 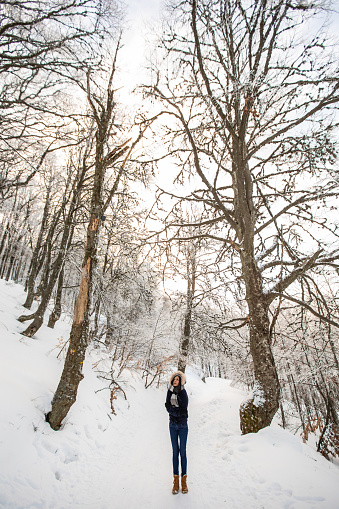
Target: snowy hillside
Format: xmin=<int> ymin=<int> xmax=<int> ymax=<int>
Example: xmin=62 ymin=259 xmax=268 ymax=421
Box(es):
xmin=0 ymin=280 xmax=338 ymax=509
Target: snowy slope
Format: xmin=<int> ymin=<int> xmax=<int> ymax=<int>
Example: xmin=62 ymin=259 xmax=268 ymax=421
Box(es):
xmin=0 ymin=280 xmax=338 ymax=509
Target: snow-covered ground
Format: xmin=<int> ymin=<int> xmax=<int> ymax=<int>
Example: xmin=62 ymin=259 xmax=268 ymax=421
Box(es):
xmin=0 ymin=280 xmax=338 ymax=509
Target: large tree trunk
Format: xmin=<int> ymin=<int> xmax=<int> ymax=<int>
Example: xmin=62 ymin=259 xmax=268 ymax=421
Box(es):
xmin=47 ymin=159 xmax=103 ymax=428
xmin=239 ymin=256 xmax=280 ymax=433
xmin=47 ymin=252 xmax=95 ymax=430
xmin=47 ymin=114 xmax=105 ymax=428
xmin=47 ymin=128 xmax=109 ymax=429
xmin=232 ymin=137 xmax=280 ymax=434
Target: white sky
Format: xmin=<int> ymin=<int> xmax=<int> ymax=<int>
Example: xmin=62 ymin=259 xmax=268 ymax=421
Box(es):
xmin=118 ymin=0 xmax=164 ymax=96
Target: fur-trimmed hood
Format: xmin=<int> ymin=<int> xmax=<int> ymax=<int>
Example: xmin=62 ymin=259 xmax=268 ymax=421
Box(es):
xmin=169 ymin=370 xmax=187 ymax=386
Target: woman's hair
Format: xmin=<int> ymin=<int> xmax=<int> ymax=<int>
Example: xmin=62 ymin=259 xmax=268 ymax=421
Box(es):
xmin=169 ymin=371 xmax=186 ymax=385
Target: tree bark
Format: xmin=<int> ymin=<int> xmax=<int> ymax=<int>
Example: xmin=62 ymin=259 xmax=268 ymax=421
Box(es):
xmin=47 ymin=156 xmax=103 ymax=427
xmin=0 ymin=243 xmax=10 ymax=279
xmin=233 ymin=134 xmax=281 ymax=433
xmin=47 ymin=254 xmax=94 ymax=430
xmin=239 ymin=256 xmax=280 ymax=433
xmin=178 ymin=244 xmax=197 ymax=373
xmin=47 ymin=263 xmax=65 ymax=329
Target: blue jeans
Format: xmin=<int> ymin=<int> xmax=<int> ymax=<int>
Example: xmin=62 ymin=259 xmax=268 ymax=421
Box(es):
xmin=169 ymin=423 xmax=188 ymax=476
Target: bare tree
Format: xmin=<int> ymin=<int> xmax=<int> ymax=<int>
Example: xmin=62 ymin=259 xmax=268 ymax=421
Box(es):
xmin=145 ymin=0 xmax=339 ymax=433
xmin=46 ymin=45 xmax=152 ymax=430
xmin=18 ymin=142 xmax=95 ymax=335
xmin=0 ymin=193 xmax=33 ymax=282
xmin=0 ymin=0 xmax=120 ymax=196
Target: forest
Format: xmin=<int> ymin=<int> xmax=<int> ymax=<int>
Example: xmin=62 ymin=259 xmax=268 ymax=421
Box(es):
xmin=1 ymin=0 xmax=338 ymax=461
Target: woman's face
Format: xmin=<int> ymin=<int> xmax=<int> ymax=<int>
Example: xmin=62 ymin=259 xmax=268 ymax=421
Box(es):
xmin=173 ymin=376 xmax=180 ymax=387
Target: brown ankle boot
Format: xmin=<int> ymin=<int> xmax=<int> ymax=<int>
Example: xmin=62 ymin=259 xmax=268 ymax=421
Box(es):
xmin=172 ymin=475 xmax=179 ymax=495
xmin=181 ymin=474 xmax=188 ymax=494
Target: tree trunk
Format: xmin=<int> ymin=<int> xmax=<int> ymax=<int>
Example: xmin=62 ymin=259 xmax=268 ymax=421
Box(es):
xmin=240 ymin=272 xmax=280 ymax=434
xmin=47 ymin=254 xmax=94 ymax=430
xmin=47 ymin=149 xmax=104 ymax=429
xmin=5 ymin=250 xmax=15 ymax=281
xmin=178 ymin=312 xmax=191 ymax=373
xmin=178 ymin=244 xmax=196 ymax=373
xmin=23 ymin=186 xmax=51 ymax=304
xmin=0 ymin=221 xmax=10 ymax=260
xmin=18 ymin=236 xmax=53 ymax=332
xmin=231 ymin=135 xmax=281 ymax=434
xmin=47 ymin=113 xmax=105 ymax=428
xmin=47 ymin=264 xmax=65 ymax=329
xmin=91 ymin=295 xmax=101 ymax=340
xmin=48 ymin=223 xmax=75 ymax=329
xmin=23 ymin=243 xmax=47 ymax=308
xmin=0 ymin=245 xmax=10 ymax=279
xmin=105 ymin=314 xmax=113 ymax=346
xmin=14 ymin=249 xmax=26 ymax=283
xmin=0 ymin=222 xmax=10 ymax=278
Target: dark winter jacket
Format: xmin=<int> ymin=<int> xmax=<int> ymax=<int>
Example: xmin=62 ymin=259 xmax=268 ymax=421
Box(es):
xmin=165 ymin=386 xmax=189 ymax=425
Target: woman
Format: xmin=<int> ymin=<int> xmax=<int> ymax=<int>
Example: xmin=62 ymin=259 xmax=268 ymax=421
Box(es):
xmin=165 ymin=371 xmax=189 ymax=495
